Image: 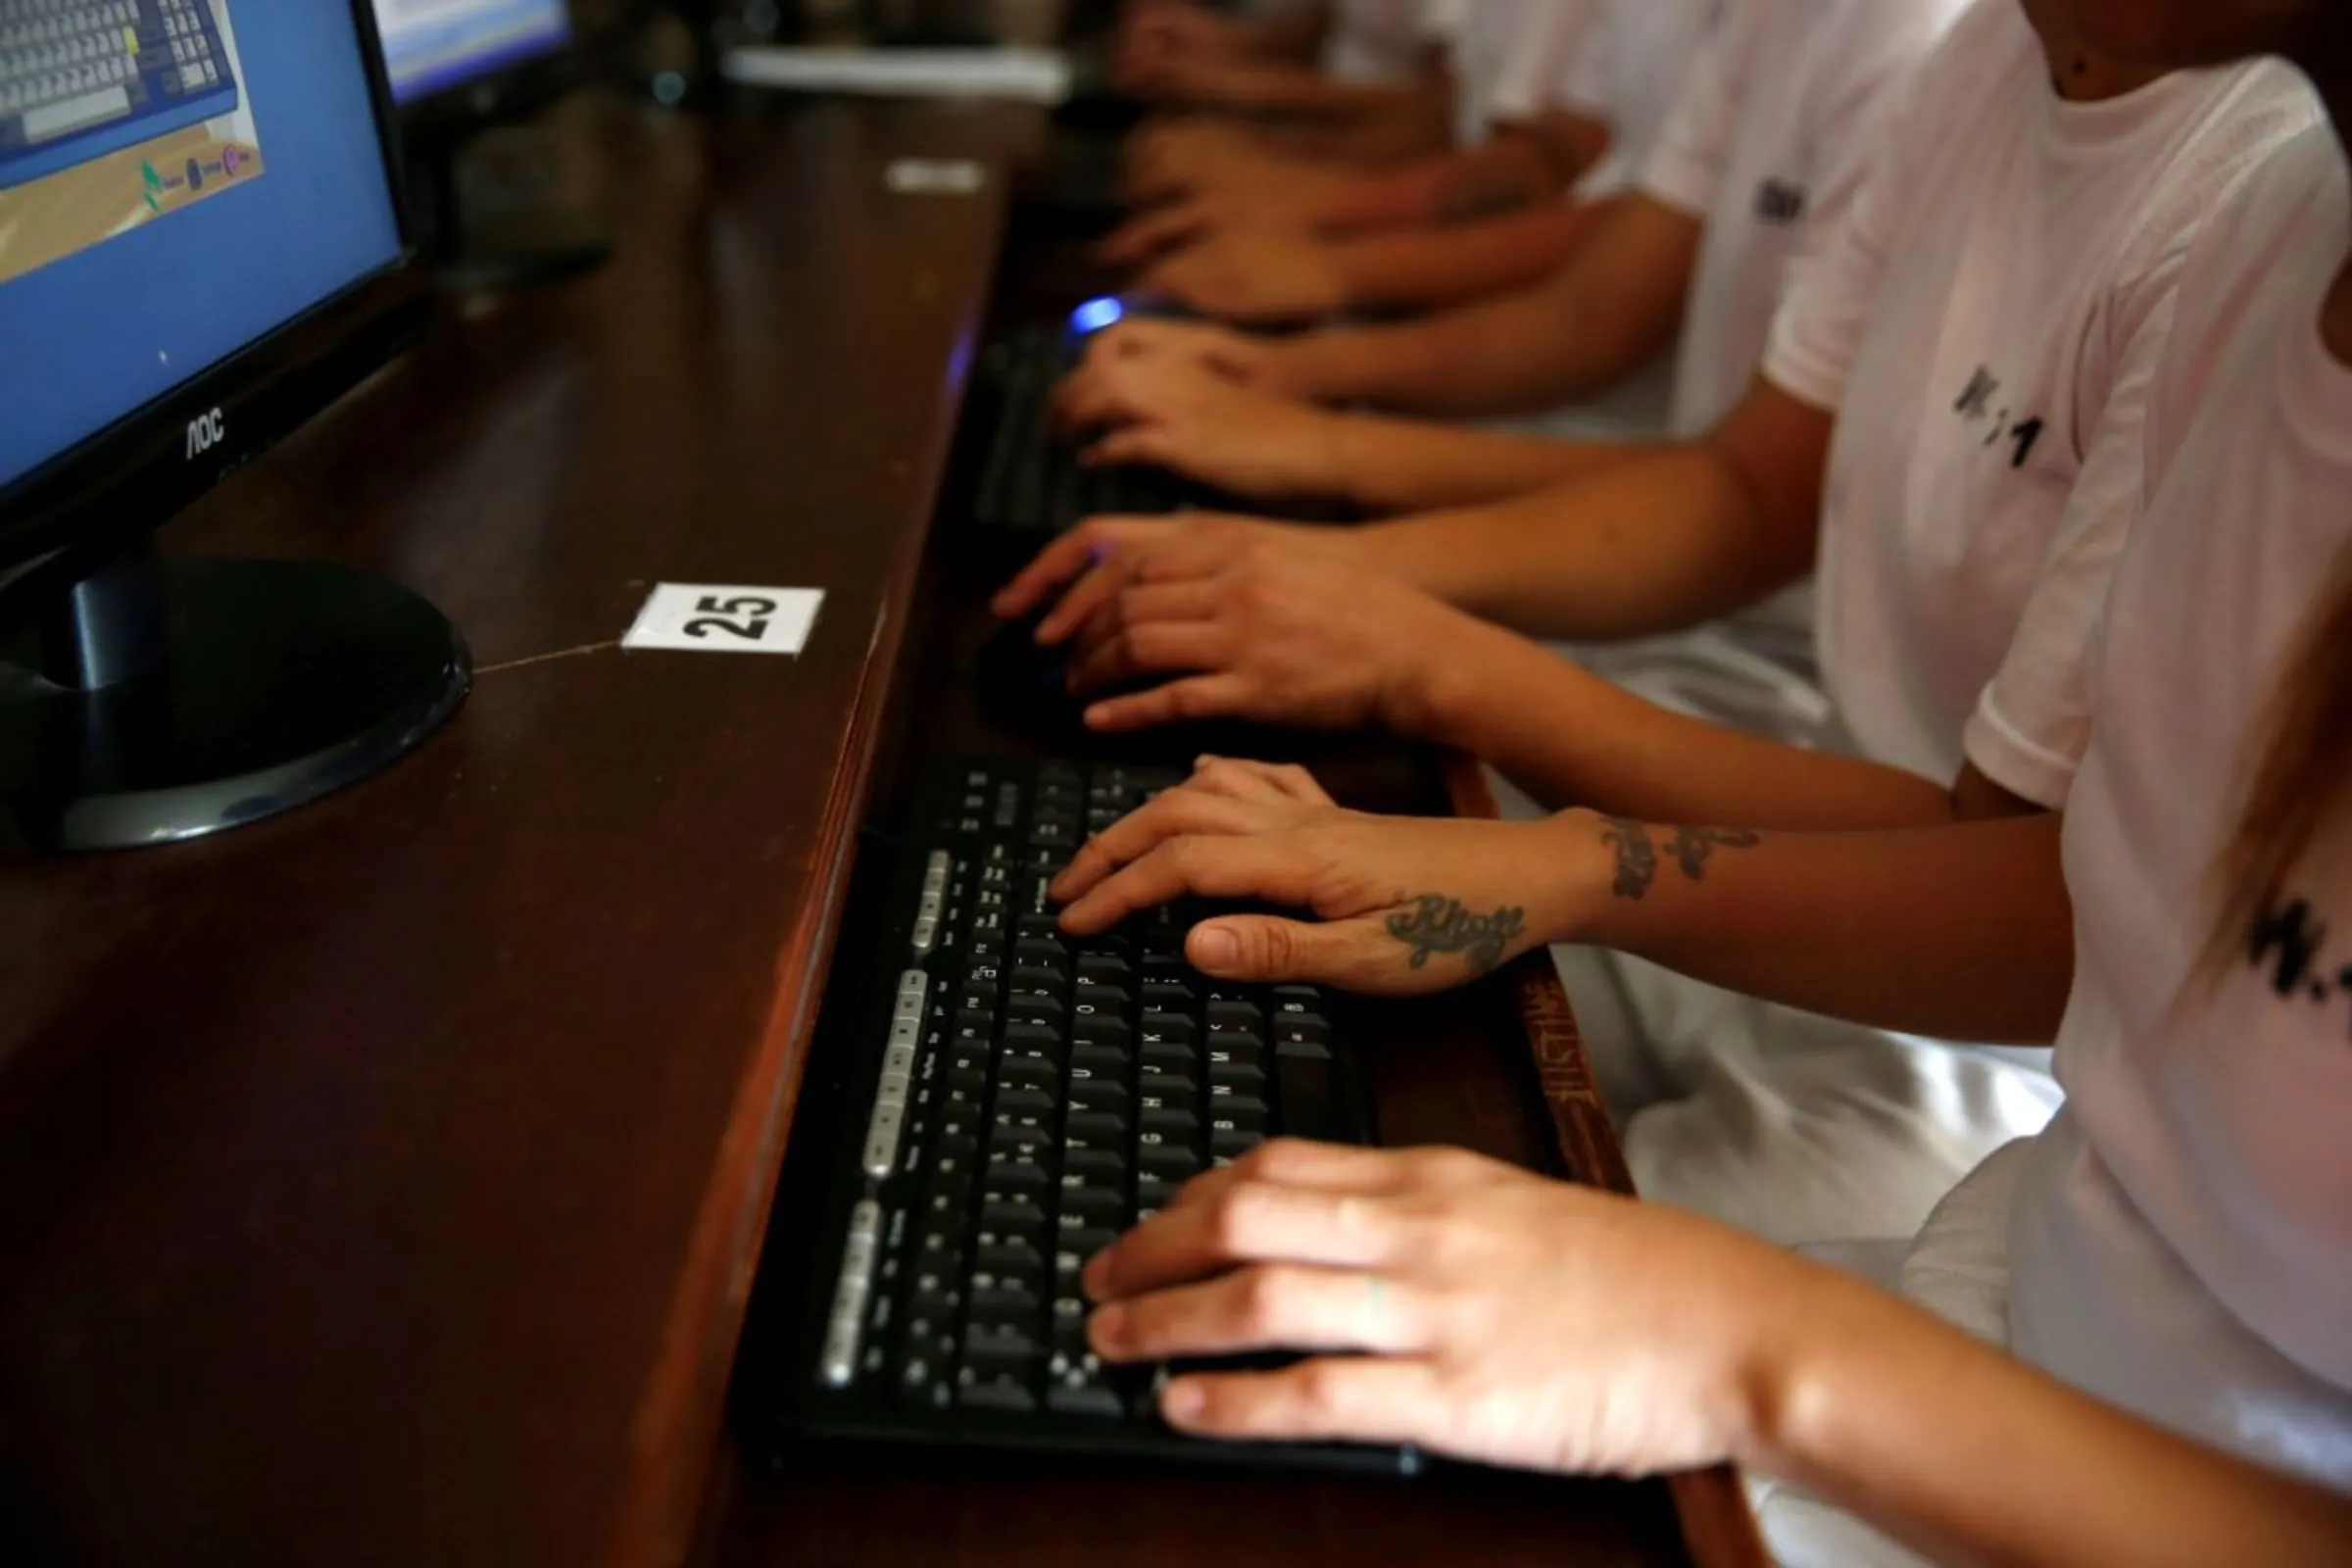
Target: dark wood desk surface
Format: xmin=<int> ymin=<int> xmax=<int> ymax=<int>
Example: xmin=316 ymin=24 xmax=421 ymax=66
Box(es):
xmin=0 ymin=92 xmax=1757 ymax=1568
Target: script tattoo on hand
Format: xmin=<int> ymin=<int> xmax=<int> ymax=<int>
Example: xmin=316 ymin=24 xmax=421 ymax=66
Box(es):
xmin=1600 ymin=819 xmax=1761 ymax=902
xmin=1385 ymin=894 xmax=1526 ymax=975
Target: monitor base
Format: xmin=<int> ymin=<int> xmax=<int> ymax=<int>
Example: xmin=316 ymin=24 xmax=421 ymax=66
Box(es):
xmin=414 ymin=122 xmax=614 ymax=297
xmin=433 ymin=214 xmax=614 ymax=295
xmin=0 ymin=557 xmax=470 ymax=854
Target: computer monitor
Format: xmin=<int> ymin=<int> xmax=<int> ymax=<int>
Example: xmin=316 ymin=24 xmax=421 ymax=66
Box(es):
xmin=0 ymin=0 xmax=466 ymax=853
xmin=377 ymin=0 xmax=572 ymax=113
xmin=370 ymin=0 xmax=610 ymax=289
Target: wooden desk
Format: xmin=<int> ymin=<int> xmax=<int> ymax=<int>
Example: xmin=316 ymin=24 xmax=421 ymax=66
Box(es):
xmin=0 ymin=93 xmax=1758 ymax=1568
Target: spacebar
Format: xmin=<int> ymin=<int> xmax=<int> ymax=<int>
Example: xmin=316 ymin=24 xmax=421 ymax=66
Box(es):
xmin=24 ymin=85 xmax=132 ymax=143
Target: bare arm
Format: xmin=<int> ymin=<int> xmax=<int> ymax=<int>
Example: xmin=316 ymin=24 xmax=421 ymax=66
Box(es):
xmin=1321 ymin=199 xmax=1613 ymax=311
xmin=1350 ymin=376 xmax=1834 ymax=639
xmin=1266 ymin=195 xmax=1703 ymax=414
xmin=1052 ymin=760 xmax=2067 ymax=1044
xmin=1309 ymin=121 xmax=1604 ymax=231
xmin=1758 ymin=1267 xmax=2352 ymax=1568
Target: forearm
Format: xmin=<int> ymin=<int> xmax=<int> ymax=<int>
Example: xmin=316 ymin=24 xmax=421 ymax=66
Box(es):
xmin=1566 ymin=809 xmax=2072 ymax=1043
xmin=1353 ymin=448 xmax=1812 ymax=639
xmin=1314 ymin=416 xmax=1644 ymax=512
xmin=1271 ymin=279 xmax=1671 ymax=416
xmin=1419 ymin=631 xmax=1949 ymax=828
xmin=1329 ymin=202 xmax=1605 ymax=311
xmin=1308 ymin=139 xmax=1567 ymax=233
xmin=1749 ymin=1270 xmax=2352 ymax=1567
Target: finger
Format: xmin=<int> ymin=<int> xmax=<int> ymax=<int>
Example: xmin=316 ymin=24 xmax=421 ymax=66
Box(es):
xmin=1080 ymin=425 xmax=1194 ymax=476
xmin=1064 ymin=619 xmax=1229 ymax=697
xmin=1089 ymin=1265 xmax=1430 ymax=1363
xmin=1222 ymin=759 xmax=1331 ymax=806
xmin=1184 ymin=754 xmax=1299 ymax=804
xmin=1097 ymin=205 xmax=1205 ymax=269
xmin=1036 ymin=561 xmax=1130 ymax=650
xmin=1088 ymin=1177 xmax=1413 ymax=1299
xmin=1050 ymin=785 xmax=1263 ymax=904
xmin=1170 ymin=1138 xmax=1433 ymax=1209
xmin=1159 ymin=1356 xmax=1446 ymax=1448
xmin=1083 ymin=673 xmax=1256 ymax=733
xmin=1059 ymin=831 xmax=1318 ymax=935
xmin=993 ymin=527 xmax=1111 ymax=620
xmin=1052 ymin=367 xmax=1137 ymax=435
xmin=1184 ymin=913 xmax=1382 ymax=985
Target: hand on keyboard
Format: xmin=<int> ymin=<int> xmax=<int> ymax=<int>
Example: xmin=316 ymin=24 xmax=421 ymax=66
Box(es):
xmin=1053 ymin=757 xmax=1585 ymax=993
xmin=1054 ymin=327 xmax=1351 ymax=501
xmin=1082 ymin=1139 xmax=1820 ymax=1477
xmin=1057 ymin=553 xmax=1508 ymax=737
xmin=990 ymin=509 xmax=1350 ymax=653
xmin=1136 ymin=229 xmax=1352 ymax=324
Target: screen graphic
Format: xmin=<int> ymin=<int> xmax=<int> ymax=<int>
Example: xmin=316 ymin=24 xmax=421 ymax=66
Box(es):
xmin=0 ymin=0 xmax=264 ymax=286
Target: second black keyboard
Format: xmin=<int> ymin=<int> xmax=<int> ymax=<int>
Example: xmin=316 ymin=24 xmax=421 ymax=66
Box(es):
xmin=966 ymin=327 xmax=1237 ymax=539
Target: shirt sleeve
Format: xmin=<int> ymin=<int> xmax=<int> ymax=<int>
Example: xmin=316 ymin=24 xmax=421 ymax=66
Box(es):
xmin=1634 ymin=6 xmax=1740 ymax=219
xmin=1488 ymin=0 xmax=1603 ymax=123
xmin=1962 ymin=265 xmax=2183 ymax=807
xmin=1758 ymin=81 xmax=1910 ymax=414
xmin=1767 ymin=4 xmax=1950 ymax=328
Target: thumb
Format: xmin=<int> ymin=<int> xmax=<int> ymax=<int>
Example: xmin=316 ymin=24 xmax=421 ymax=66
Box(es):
xmin=1187 ymin=914 xmax=1360 ymax=984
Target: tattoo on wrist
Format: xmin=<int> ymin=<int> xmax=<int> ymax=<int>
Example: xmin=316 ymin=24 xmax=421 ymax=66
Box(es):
xmin=1600 ymin=819 xmax=1761 ymax=902
xmin=1600 ymin=816 xmax=1659 ymax=899
xmin=1386 ymin=893 xmax=1526 ymax=974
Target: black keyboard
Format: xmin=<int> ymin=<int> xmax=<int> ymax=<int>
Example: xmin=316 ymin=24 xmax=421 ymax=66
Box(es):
xmin=967 ymin=328 xmax=1237 ymax=538
xmin=741 ymin=759 xmax=1402 ymax=1472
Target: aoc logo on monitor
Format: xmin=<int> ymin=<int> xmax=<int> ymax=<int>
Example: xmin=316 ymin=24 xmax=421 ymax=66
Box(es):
xmin=185 ymin=409 xmax=227 ymax=461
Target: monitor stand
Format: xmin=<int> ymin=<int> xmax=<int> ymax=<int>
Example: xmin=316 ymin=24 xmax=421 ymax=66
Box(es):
xmin=0 ymin=547 xmax=470 ymax=853
xmin=411 ymin=123 xmax=613 ymax=295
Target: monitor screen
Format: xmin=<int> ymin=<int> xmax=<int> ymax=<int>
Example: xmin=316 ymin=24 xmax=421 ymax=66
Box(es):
xmin=373 ymin=0 xmax=570 ymax=105
xmin=0 ymin=2 xmax=405 ymax=491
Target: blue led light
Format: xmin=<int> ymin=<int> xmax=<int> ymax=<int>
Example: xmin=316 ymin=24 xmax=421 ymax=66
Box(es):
xmin=1069 ymin=296 xmax=1125 ymax=334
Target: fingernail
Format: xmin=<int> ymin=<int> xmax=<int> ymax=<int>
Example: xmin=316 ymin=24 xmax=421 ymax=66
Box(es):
xmin=1082 ymin=1250 xmax=1113 ymax=1298
xmin=1193 ymin=925 xmax=1240 ymax=970
xmin=1161 ymin=1380 xmax=1204 ymax=1423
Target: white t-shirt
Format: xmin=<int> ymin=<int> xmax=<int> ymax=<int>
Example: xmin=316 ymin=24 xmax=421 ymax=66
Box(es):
xmin=1764 ymin=0 xmax=2318 ymax=802
xmin=1318 ymin=0 xmax=1441 ymax=85
xmin=1638 ymin=0 xmax=1965 ymax=439
xmin=1482 ymin=0 xmax=1604 ymax=131
xmin=1999 ymin=126 xmax=2352 ymax=1488
xmin=1484 ymin=0 xmax=1712 ymax=198
xmin=1554 ymin=0 xmax=1718 ymax=199
xmin=1426 ymin=0 xmax=1589 ymax=149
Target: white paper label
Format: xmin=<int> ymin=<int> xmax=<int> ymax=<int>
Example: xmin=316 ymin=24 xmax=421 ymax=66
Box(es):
xmin=886 ymin=158 xmax=985 ymax=195
xmin=622 ymin=584 xmax=824 ymax=656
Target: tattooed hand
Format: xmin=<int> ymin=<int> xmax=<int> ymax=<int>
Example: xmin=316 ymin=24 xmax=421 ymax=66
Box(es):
xmin=1052 ymin=757 xmax=1592 ymax=994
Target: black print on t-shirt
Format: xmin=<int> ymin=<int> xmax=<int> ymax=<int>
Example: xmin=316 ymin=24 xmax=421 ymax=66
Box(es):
xmin=1951 ymin=366 xmax=2045 ymax=469
xmin=2247 ymin=893 xmax=2352 ymax=1039
xmin=1753 ymin=177 xmax=1806 ymax=224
